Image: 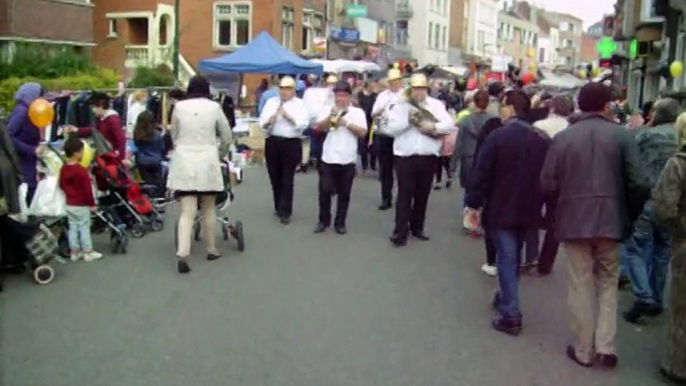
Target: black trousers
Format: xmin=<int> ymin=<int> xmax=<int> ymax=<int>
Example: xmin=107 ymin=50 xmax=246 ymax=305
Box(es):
xmin=435 ymin=156 xmax=452 ymax=183
xmin=359 ymin=136 xmax=376 ymax=171
xmin=538 ymin=200 xmax=560 ymax=273
xmin=265 ymin=137 xmax=302 ymax=218
xmin=374 ymin=135 xmax=395 ymax=204
xmin=484 ymin=228 xmax=497 ymax=266
xmin=318 ymin=162 xmax=356 ymax=227
xmin=393 ymin=155 xmax=437 ymax=237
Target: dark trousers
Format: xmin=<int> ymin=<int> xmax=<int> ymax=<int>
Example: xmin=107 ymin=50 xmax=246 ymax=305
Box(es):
xmin=374 ymin=135 xmax=395 ymax=204
xmin=318 ymin=162 xmax=356 ymax=227
xmin=435 ymin=156 xmax=452 ymax=183
xmin=393 ymin=155 xmax=437 ymax=237
xmin=538 ymin=201 xmax=560 ymax=273
xmin=265 ymin=137 xmax=302 ymax=218
xmin=484 ymin=228 xmax=497 ymax=266
xmin=359 ymin=134 xmax=376 ymax=170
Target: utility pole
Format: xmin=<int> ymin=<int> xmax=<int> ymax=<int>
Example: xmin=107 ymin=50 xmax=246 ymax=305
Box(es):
xmin=173 ymin=0 xmax=180 ymax=82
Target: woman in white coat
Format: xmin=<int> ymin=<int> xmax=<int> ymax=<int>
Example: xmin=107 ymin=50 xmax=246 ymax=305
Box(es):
xmin=168 ymin=75 xmax=232 ymax=273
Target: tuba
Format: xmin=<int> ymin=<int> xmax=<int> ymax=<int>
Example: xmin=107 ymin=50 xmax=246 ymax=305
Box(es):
xmin=403 ymin=87 xmax=438 ymax=123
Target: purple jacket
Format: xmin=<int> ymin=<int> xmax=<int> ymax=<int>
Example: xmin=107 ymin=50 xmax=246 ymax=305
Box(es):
xmin=7 ymin=83 xmax=43 ymax=188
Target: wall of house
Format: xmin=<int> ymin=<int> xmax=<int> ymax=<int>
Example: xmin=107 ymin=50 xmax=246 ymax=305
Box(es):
xmin=1 ymin=0 xmax=94 ymax=44
xmin=449 ymin=0 xmax=468 ymax=63
xmin=408 ymin=0 xmax=451 ymax=65
xmin=580 ymin=33 xmax=599 ymax=64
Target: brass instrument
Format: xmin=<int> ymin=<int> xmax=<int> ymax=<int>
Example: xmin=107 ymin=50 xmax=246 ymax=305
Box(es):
xmin=403 ymin=87 xmax=438 ymax=124
xmin=328 ymin=106 xmax=348 ymax=130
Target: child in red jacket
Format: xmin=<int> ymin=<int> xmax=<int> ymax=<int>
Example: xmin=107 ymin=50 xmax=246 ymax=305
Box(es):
xmin=66 ymin=92 xmax=126 ymax=160
xmin=59 ymin=137 xmax=102 ymax=262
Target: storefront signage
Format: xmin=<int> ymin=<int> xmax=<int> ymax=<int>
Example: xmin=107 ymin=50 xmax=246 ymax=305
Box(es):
xmin=329 ymin=25 xmax=360 ymax=43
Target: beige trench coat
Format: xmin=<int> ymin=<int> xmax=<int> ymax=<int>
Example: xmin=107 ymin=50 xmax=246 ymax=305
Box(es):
xmin=167 ymin=98 xmax=232 ymax=192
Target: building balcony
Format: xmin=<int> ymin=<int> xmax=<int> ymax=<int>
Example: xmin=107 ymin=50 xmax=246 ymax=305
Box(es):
xmin=125 ymin=45 xmax=172 ymax=68
xmin=396 ymin=1 xmax=413 ymax=19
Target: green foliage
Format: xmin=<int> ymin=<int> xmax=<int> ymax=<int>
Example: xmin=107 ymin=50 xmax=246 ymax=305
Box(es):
xmin=0 ymin=43 xmax=97 ymax=80
xmin=0 ymin=69 xmax=119 ymax=117
xmin=128 ymin=65 xmax=175 ymax=88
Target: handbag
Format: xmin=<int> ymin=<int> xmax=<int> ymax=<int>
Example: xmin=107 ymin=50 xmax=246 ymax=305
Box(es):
xmin=91 ymin=126 xmax=113 ymax=156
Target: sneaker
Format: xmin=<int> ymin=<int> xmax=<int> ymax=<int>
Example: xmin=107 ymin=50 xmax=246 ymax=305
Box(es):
xmin=446 ymin=179 xmax=453 ymax=189
xmin=433 ymin=183 xmax=442 ymax=190
xmin=70 ymin=253 xmax=81 ymax=263
xmin=83 ymin=251 xmax=103 ymax=262
xmin=481 ymin=264 xmax=497 ymax=277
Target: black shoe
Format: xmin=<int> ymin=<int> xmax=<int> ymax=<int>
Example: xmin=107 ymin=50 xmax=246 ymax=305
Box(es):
xmin=446 ymin=180 xmax=452 ymax=189
xmin=178 ymin=258 xmax=191 ymax=274
xmin=660 ymin=367 xmax=686 ymax=384
xmin=207 ymin=253 xmax=222 ymax=261
xmin=334 ymin=226 xmax=347 ymax=235
xmin=280 ymin=216 xmax=291 ymax=225
xmin=624 ymin=302 xmax=661 ymax=324
xmin=390 ymin=234 xmax=407 ymax=247
xmin=433 ymin=184 xmax=442 ymax=191
xmin=491 ymin=317 xmax=522 ymax=336
xmin=378 ymin=202 xmax=392 ymax=211
xmin=411 ymin=231 xmax=430 ymax=241
xmin=618 ymin=275 xmax=631 ymax=290
xmin=595 ymin=352 xmax=619 ymax=369
xmin=313 ymin=223 xmax=328 ymax=234
xmin=566 ymin=345 xmax=593 ymax=368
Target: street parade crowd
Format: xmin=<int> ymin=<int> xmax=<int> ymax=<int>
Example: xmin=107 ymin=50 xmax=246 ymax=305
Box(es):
xmin=0 ymin=66 xmax=685 ymax=383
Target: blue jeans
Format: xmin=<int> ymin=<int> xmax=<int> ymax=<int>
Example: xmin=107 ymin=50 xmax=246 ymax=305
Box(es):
xmin=492 ymin=229 xmax=527 ymax=320
xmin=66 ymin=206 xmax=93 ymax=252
xmin=624 ymin=200 xmax=671 ymax=307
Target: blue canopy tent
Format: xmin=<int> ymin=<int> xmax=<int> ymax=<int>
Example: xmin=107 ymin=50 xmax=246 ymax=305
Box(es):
xmin=198 ymin=31 xmax=323 ymax=74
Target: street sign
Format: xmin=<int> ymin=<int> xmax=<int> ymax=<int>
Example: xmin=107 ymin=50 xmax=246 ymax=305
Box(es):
xmin=596 ymin=37 xmax=617 ymax=59
xmin=345 ymin=4 xmax=367 ymax=18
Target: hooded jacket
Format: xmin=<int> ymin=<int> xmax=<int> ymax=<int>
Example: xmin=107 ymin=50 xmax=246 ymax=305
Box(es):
xmin=7 ymin=83 xmax=43 ymax=188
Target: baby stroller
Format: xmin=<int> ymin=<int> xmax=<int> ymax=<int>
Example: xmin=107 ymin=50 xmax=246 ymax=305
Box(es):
xmin=93 ymin=152 xmax=164 ymax=239
xmin=0 ymin=216 xmax=57 ymax=284
xmin=174 ymin=159 xmax=245 ymax=252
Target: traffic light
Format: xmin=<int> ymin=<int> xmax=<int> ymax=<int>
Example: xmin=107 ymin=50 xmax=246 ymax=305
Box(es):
xmin=599 ymin=58 xmax=612 ymax=68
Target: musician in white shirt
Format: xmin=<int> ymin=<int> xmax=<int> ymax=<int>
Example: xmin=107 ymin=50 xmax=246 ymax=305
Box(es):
xmin=259 ymin=76 xmax=309 ymax=225
xmin=385 ymin=73 xmax=455 ymax=247
xmin=370 ymin=68 xmax=404 ymax=211
xmin=302 ymin=75 xmax=338 ymax=170
xmin=312 ymin=81 xmax=367 ymax=235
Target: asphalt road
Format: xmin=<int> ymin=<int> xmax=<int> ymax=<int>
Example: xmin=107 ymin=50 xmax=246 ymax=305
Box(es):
xmin=0 ymin=166 xmax=672 ymax=386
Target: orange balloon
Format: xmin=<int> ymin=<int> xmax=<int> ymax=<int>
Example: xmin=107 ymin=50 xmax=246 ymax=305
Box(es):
xmin=28 ymin=98 xmax=54 ymax=128
xmin=521 ymin=72 xmax=536 ymax=85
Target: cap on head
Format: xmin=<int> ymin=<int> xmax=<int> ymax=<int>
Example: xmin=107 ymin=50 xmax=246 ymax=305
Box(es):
xmin=410 ymin=73 xmax=429 ymax=88
xmin=387 ymin=69 xmax=402 ymax=81
xmin=326 ymin=75 xmax=339 ymax=84
xmin=333 ymin=80 xmax=352 ymax=94
xmin=279 ymin=76 xmax=296 ymax=88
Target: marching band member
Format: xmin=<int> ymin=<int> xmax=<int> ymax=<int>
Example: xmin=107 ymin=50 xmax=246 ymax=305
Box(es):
xmin=312 ymin=81 xmax=368 ymax=235
xmin=371 ymin=68 xmax=404 ymax=211
xmin=303 ymin=74 xmax=338 ymax=170
xmin=386 ymin=73 xmax=454 ymax=247
xmin=259 ymin=76 xmax=309 ymax=225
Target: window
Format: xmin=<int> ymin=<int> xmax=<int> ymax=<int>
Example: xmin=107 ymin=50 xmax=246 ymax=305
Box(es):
xmin=434 ymin=22 xmax=440 ymax=50
xmin=281 ymin=7 xmax=294 ymax=49
xmin=477 ymin=30 xmax=485 ymax=53
xmin=302 ymin=10 xmax=324 ymax=52
xmin=429 ymin=22 xmax=433 ymax=47
xmin=214 ymin=2 xmax=252 ymax=48
xmin=108 ymin=19 xmax=118 ymax=38
xmin=442 ymin=25 xmax=447 ymax=50
xmin=560 ymin=21 xmax=569 ymax=31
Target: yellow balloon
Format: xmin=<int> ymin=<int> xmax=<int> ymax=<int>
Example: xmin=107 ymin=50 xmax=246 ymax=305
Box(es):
xmin=670 ymin=61 xmax=684 ymax=78
xmin=592 ymin=67 xmax=600 ymax=76
xmin=526 ymin=47 xmax=535 ymax=58
xmin=393 ymin=62 xmax=400 ymax=69
xmin=578 ymin=70 xmax=587 ymax=79
xmin=80 ymin=141 xmax=95 ymax=167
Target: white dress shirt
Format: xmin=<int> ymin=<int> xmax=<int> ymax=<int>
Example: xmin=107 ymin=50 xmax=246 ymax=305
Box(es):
xmin=371 ymin=89 xmax=403 ymax=136
xmin=534 ymin=114 xmax=569 ymax=138
xmin=317 ymin=105 xmax=367 ymax=165
xmin=303 ymin=87 xmax=334 ymax=124
xmin=386 ymin=96 xmax=454 ymax=157
xmin=259 ymin=96 xmax=309 ymax=138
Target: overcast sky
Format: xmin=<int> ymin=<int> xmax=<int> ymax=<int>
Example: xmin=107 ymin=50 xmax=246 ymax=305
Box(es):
xmin=531 ymin=0 xmax=615 ymax=28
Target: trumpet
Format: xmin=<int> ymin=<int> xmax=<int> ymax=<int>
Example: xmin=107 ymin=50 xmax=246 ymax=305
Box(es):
xmin=328 ymin=106 xmax=348 ymax=130
xmin=403 ymin=88 xmax=438 ymax=124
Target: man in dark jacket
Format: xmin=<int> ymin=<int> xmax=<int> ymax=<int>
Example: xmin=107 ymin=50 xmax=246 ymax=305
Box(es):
xmin=466 ymin=89 xmax=550 ymax=336
xmin=539 ymin=82 xmax=649 ymax=369
xmin=623 ymin=98 xmax=680 ymax=324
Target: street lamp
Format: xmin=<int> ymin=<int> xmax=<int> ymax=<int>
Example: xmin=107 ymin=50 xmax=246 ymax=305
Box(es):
xmin=173 ymin=0 xmax=180 ymax=83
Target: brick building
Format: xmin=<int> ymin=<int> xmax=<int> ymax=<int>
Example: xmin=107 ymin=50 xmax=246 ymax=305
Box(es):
xmin=92 ymin=0 xmax=326 ymax=89
xmin=448 ymin=0 xmax=469 ymax=64
xmin=0 ymin=0 xmax=94 ymax=55
xmin=580 ymin=33 xmax=600 ymax=64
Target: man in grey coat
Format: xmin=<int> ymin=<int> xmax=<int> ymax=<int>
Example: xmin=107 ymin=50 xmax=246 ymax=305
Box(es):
xmin=455 ymin=90 xmax=494 ymax=197
xmin=540 ymin=82 xmax=649 ymax=369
